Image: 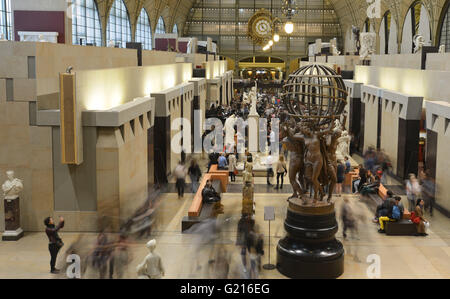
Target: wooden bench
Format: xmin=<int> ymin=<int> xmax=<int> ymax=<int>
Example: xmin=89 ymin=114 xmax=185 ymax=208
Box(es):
xmin=182 ymin=174 xmax=226 ymax=232
xmin=378 ymin=184 xmax=389 ymax=201
xmin=385 ymin=220 xmax=417 ymax=236
xmin=344 ymin=168 xmax=359 ymax=190
xmin=208 ymin=164 xmax=229 ymax=191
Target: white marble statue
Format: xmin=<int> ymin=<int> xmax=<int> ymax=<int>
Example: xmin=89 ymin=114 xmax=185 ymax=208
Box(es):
xmin=249 ymin=83 xmax=258 ymax=116
xmin=2 ymin=171 xmax=23 ymax=200
xmin=336 ymin=131 xmax=351 ymax=161
xmin=242 ymin=91 xmax=250 ymax=105
xmin=331 ymin=44 xmax=341 ymax=56
xmin=107 ymin=40 xmax=115 ymax=48
xmin=0 ymin=33 xmax=6 ymax=41
xmin=359 ymin=32 xmax=376 ymax=60
xmin=413 ymin=35 xmax=425 ymax=53
xmin=224 ymin=114 xmax=237 ymax=148
xmin=136 ymin=239 xmax=165 ymax=279
xmin=439 ymin=44 xmax=446 ymax=54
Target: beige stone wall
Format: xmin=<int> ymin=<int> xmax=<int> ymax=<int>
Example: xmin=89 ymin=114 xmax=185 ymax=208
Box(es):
xmin=34 ymin=43 xmax=138 ymax=109
xmin=371 ymin=54 xmax=422 ymax=69
xmin=142 ymin=50 xmax=177 ymax=66
xmin=207 ymin=84 xmax=220 ymax=109
xmin=363 ymin=93 xmax=379 ymax=152
xmin=0 ymin=42 xmax=164 ymax=232
xmin=380 ymin=100 xmax=400 ymax=172
xmin=96 ymin=127 xmax=121 ymax=232
xmin=170 ymin=97 xmax=182 ymax=173
xmin=0 ymin=94 xmax=54 ymax=232
xmin=434 ymin=117 xmax=450 ymax=212
xmin=118 ymin=119 xmax=149 ymax=224
xmin=426 ymin=53 xmax=450 ymax=71
xmin=355 ymin=65 xmax=450 ymax=102
xmin=95 ymin=116 xmax=149 ymax=232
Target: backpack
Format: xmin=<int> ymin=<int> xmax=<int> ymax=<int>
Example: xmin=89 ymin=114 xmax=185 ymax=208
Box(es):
xmin=392 ymin=205 xmax=401 ymax=220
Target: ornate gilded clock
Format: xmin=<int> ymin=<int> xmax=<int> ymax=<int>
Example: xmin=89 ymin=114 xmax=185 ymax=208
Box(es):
xmin=248 ymin=9 xmax=275 ymax=46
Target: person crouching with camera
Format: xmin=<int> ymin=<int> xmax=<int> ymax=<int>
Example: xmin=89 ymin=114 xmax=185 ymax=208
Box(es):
xmin=44 ymin=216 xmax=65 ymax=274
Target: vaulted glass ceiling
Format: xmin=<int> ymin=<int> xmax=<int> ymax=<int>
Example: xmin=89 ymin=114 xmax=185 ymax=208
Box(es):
xmin=184 ymin=0 xmax=341 ymax=59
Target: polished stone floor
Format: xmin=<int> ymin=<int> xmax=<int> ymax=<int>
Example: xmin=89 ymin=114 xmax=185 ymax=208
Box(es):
xmin=1 ymin=156 xmax=449 ymax=279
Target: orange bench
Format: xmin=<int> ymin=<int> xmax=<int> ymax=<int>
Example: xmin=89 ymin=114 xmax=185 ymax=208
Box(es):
xmin=183 ymin=174 xmax=227 ymax=232
xmin=208 ymin=165 xmax=229 ymax=191
xmin=378 ymin=184 xmax=388 ymax=201
xmin=187 ymin=173 xmax=227 ymax=217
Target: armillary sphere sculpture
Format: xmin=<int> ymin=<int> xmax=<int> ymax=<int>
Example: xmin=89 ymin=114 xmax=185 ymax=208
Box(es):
xmin=277 ymin=64 xmax=347 ymax=279
xmin=281 ymin=64 xmax=348 ymax=204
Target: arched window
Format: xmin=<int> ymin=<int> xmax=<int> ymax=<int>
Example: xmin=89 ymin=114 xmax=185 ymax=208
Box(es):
xmin=173 ymin=24 xmax=178 ymax=35
xmin=156 ymin=17 xmax=166 ymax=34
xmin=136 ymin=8 xmax=152 ymax=50
xmin=364 ymin=19 xmax=370 ymax=33
xmin=106 ymin=0 xmax=131 ymax=48
xmin=72 ymin=0 xmax=102 ymax=46
xmin=401 ymin=1 xmax=431 ymax=53
xmin=0 ymin=0 xmax=12 ymax=40
xmin=379 ymin=11 xmax=391 ymax=54
xmin=438 ymin=0 xmax=450 ymax=52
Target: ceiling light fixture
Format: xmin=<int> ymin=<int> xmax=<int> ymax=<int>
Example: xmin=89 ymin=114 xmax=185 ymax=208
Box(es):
xmin=284 ymin=21 xmax=294 ymax=34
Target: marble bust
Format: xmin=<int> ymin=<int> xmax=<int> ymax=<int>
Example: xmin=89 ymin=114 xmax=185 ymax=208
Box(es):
xmin=2 ymin=171 xmax=23 ymax=200
xmin=413 ymin=35 xmax=425 ymax=53
xmin=359 ymin=32 xmax=376 ymax=60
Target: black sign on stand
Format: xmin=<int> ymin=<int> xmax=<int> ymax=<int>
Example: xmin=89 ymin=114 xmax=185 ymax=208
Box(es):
xmin=263 ymin=206 xmax=276 ymax=270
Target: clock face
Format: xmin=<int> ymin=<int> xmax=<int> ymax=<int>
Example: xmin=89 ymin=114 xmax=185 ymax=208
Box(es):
xmin=248 ymin=9 xmax=274 ymax=46
xmin=255 ymin=19 xmax=271 ymax=37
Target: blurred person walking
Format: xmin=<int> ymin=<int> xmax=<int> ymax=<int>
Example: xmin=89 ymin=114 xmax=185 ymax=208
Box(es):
xmin=340 ymin=198 xmax=358 ymax=239
xmin=336 ymin=160 xmax=345 ymax=196
xmin=91 ymin=232 xmax=113 ymax=279
xmin=188 ymin=159 xmax=202 ymax=194
xmin=406 ymin=174 xmax=421 ymax=212
xmin=174 ymin=161 xmax=187 ymax=199
xmin=109 ymin=234 xmax=130 ymax=279
xmin=421 ymin=170 xmax=436 ymax=217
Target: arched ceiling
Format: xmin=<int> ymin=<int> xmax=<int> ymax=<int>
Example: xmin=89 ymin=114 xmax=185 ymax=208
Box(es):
xmin=96 ymin=0 xmax=448 ymax=44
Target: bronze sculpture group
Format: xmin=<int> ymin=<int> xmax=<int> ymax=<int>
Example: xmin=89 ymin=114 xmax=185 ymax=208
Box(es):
xmin=280 ymin=65 xmax=348 ymax=206
xmin=281 ymin=115 xmax=346 ymax=205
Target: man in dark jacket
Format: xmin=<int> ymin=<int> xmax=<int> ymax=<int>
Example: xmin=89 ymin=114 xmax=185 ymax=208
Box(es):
xmin=202 ymin=180 xmax=221 ymax=203
xmin=44 ymin=216 xmax=65 ymax=274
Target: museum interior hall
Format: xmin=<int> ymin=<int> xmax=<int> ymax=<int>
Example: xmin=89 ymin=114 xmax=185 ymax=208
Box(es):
xmin=0 ymin=0 xmax=450 ymax=280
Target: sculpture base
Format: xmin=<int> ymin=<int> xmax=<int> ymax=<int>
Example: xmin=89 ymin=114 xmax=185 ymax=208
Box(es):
xmin=2 ymin=228 xmax=24 ymax=241
xmin=276 ymin=199 xmax=344 ymax=279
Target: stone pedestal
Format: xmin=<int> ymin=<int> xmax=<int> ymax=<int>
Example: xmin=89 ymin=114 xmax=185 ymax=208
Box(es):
xmin=248 ymin=114 xmax=259 ymax=153
xmin=277 ymin=199 xmax=344 ymax=279
xmin=2 ymin=197 xmax=24 ymax=241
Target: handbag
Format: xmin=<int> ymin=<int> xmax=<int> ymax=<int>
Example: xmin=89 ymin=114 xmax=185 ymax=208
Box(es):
xmin=234 ymin=169 xmax=238 ymax=175
xmin=410 ymin=212 xmax=420 ymax=224
xmin=56 ymin=238 xmax=64 ymax=249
